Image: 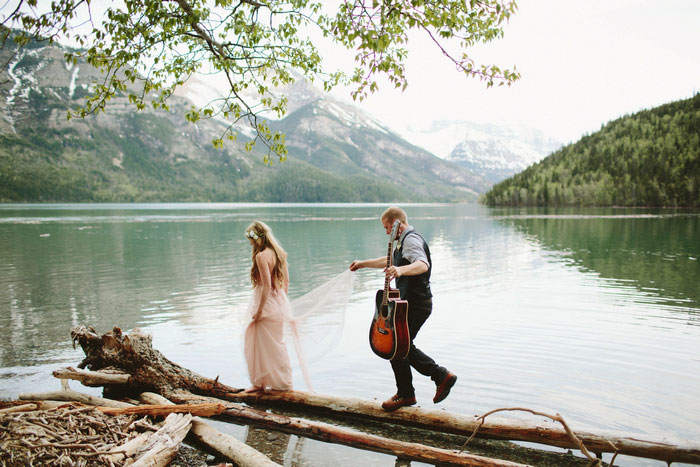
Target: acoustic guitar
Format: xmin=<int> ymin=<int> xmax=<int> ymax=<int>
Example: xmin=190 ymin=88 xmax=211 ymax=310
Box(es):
xmin=369 ymin=219 xmax=410 ymax=360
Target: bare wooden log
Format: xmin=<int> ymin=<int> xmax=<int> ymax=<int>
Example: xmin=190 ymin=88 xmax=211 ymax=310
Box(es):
xmin=140 ymin=392 xmax=281 ymax=467
xmin=106 ymin=412 xmax=192 ymax=466
xmin=53 ymin=366 xmax=130 ymax=386
xmin=168 ymin=391 xmax=529 ymax=467
xmin=97 ymin=402 xmax=226 ymax=418
xmin=19 ymin=387 xmax=133 ymax=409
xmin=0 ymin=403 xmax=40 ymax=414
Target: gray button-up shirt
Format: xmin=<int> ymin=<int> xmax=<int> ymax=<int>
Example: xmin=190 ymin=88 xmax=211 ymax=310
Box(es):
xmin=397 ymin=226 xmax=429 ymax=267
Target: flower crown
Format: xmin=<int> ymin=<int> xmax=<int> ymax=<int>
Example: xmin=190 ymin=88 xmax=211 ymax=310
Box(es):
xmin=246 ymin=230 xmax=264 ymax=240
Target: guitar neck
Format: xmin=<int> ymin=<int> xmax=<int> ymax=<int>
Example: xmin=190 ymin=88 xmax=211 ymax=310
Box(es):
xmin=382 ymin=240 xmax=392 ymax=306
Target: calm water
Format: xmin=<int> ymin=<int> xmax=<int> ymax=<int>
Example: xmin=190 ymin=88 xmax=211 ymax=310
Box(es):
xmin=1 ymin=203 xmax=699 ymax=466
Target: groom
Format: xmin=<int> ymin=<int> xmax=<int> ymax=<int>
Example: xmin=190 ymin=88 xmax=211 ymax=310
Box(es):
xmin=350 ymin=206 xmax=457 ymax=411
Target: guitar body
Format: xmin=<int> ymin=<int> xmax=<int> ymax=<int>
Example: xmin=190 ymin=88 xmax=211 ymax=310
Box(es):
xmin=369 ymin=288 xmax=410 ymax=360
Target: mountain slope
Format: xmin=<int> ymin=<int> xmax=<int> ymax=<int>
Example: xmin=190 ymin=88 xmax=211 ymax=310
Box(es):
xmin=272 ymin=94 xmax=490 ymax=199
xmin=481 ymin=94 xmax=700 ymax=207
xmin=0 ymin=30 xmax=485 ymax=203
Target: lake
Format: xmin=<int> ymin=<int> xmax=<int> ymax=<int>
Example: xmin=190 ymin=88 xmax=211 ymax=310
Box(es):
xmin=1 ymin=203 xmax=699 ymax=466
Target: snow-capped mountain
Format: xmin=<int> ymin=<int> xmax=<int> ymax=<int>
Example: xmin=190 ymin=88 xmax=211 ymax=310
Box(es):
xmin=177 ymin=75 xmax=492 ymax=196
xmin=175 ymin=72 xmax=562 ymax=187
xmin=401 ymin=120 xmax=563 ymax=183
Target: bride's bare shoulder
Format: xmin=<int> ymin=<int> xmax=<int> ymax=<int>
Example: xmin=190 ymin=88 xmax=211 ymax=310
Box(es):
xmin=255 ymin=248 xmax=276 ymax=263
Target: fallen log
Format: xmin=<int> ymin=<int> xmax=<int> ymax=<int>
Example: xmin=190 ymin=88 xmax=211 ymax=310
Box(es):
xmin=64 ymin=326 xmax=700 ymax=465
xmin=168 ymin=388 xmax=700 ymax=465
xmin=168 ymin=390 xmax=530 ymax=467
xmin=140 ymin=392 xmax=282 ymax=467
xmin=97 ymin=402 xmax=226 ymax=418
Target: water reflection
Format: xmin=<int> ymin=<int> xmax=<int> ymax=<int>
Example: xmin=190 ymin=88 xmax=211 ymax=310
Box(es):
xmin=493 ymin=207 xmax=700 ymax=317
xmin=244 ymin=426 xmax=295 ymax=465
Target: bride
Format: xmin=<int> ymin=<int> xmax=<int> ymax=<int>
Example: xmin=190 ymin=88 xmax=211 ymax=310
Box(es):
xmin=242 ymin=220 xmax=355 ymax=393
xmin=243 ymin=221 xmax=295 ymax=392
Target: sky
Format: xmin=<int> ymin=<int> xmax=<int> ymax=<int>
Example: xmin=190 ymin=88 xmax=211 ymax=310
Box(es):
xmin=326 ymin=0 xmax=700 ymax=145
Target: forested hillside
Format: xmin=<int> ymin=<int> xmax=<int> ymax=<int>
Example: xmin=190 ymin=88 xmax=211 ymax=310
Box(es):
xmin=0 ymin=29 xmax=481 ymax=203
xmin=482 ymin=94 xmax=700 ymax=207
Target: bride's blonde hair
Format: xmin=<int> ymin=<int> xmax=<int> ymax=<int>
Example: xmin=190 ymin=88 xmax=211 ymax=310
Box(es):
xmin=245 ymin=221 xmax=288 ymax=288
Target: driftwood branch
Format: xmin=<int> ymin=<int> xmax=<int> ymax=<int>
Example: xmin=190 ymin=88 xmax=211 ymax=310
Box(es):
xmin=19 ymin=386 xmax=133 ymax=409
xmin=53 ymin=366 xmax=130 ymax=386
xmin=461 ymin=407 xmax=602 ymax=465
xmin=97 ymin=402 xmax=226 ymax=418
xmin=140 ymin=392 xmax=282 ymax=467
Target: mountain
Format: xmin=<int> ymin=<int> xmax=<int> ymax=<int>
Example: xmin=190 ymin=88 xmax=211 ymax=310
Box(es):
xmin=177 ymin=75 xmax=491 ymax=198
xmin=482 ymin=94 xmax=700 ymax=207
xmin=401 ymin=120 xmax=562 ymax=183
xmin=270 ymin=86 xmax=490 ymax=198
xmin=0 ymin=29 xmax=486 ymax=202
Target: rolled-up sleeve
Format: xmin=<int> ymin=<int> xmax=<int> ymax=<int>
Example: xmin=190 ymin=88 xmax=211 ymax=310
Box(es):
xmin=401 ymin=234 xmax=429 ymax=267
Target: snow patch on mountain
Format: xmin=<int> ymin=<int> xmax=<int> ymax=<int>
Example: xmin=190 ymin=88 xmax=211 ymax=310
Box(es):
xmin=399 ymin=120 xmax=562 ymax=183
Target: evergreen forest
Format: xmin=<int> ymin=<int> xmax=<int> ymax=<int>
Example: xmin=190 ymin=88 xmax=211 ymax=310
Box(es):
xmin=482 ymin=94 xmax=700 ymax=207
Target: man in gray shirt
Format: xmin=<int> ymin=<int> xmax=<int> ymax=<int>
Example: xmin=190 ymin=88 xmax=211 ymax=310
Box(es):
xmin=350 ymin=206 xmax=457 ymax=411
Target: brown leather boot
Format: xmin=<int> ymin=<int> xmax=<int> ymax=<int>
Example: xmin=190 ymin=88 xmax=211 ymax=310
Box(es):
xmin=381 ymin=394 xmax=417 ymax=412
xmin=433 ymin=372 xmax=457 ymax=404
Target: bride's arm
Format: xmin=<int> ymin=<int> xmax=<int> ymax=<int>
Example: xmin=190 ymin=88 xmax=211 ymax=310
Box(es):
xmin=253 ymin=251 xmax=273 ymax=321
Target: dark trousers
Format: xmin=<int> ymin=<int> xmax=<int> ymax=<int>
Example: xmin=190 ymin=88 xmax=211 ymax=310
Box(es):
xmin=391 ymin=298 xmax=447 ymax=397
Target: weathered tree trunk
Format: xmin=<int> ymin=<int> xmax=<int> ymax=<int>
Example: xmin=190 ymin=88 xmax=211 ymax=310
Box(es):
xmin=64 ymin=326 xmax=700 ymax=465
xmin=69 ymin=326 xmax=243 ymax=400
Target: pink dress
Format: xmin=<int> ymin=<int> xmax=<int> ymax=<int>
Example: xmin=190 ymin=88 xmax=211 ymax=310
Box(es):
xmin=244 ymin=285 xmax=294 ymax=391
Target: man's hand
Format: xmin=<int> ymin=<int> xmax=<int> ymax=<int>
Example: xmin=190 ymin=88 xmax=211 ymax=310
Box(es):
xmin=384 ymin=265 xmax=401 ymax=280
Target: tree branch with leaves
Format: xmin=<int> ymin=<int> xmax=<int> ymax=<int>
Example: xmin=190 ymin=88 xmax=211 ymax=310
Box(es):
xmin=1 ymin=0 xmax=520 ymax=162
